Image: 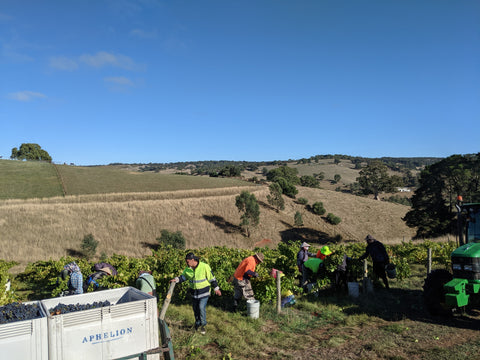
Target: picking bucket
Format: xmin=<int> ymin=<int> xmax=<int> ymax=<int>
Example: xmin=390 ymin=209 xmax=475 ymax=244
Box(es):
xmin=347 ymin=282 xmax=359 ymax=298
xmin=246 ymin=299 xmax=260 ymax=319
xmin=385 ymin=263 xmax=397 ymax=279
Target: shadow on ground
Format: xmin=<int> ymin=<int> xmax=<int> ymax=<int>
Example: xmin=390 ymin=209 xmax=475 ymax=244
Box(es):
xmin=316 ymin=286 xmax=480 ymax=331
xmin=203 ymin=215 xmax=242 ymax=234
xmin=280 ymin=228 xmax=338 ymax=244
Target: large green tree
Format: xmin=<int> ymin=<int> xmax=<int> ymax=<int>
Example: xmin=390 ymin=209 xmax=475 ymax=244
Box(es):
xmin=235 ymin=191 xmax=260 ymax=237
xmin=404 ymin=154 xmax=480 ymax=238
xmin=266 ymin=166 xmax=300 ymax=184
xmin=11 ymin=143 xmax=52 ymax=162
xmin=356 ymin=161 xmax=401 ymax=200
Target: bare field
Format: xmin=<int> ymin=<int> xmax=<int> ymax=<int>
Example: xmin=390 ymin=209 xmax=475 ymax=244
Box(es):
xmin=0 ymin=184 xmax=417 ymax=272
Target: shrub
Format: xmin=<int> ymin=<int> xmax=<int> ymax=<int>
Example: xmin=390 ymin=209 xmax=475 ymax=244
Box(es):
xmin=297 ymin=197 xmax=308 ymax=205
xmin=157 ymin=229 xmax=186 ymax=249
xmin=81 ymin=233 xmax=98 ymax=259
xmin=312 ymin=201 xmax=326 ymax=215
xmin=326 ymin=213 xmax=341 ymax=225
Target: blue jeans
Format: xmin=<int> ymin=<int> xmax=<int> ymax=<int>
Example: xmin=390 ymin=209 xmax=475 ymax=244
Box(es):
xmin=192 ymin=296 xmax=209 ymax=328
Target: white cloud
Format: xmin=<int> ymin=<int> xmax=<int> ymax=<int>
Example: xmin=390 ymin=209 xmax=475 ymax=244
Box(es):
xmin=7 ymin=91 xmax=47 ymax=102
xmin=79 ymin=51 xmax=144 ymax=71
xmin=104 ymin=76 xmax=134 ymax=86
xmin=130 ymin=28 xmax=157 ymax=39
xmin=49 ymin=56 xmax=78 ymax=71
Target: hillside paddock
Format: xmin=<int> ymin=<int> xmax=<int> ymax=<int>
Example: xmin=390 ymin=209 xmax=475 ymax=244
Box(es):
xmin=0 ymin=184 xmax=421 ymax=273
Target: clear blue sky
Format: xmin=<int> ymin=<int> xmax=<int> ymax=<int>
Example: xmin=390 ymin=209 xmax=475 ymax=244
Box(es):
xmin=1 ymin=0 xmax=479 ymax=165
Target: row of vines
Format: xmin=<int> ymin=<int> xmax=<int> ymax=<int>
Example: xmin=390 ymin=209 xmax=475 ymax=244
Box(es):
xmin=1 ymin=240 xmax=457 ymax=307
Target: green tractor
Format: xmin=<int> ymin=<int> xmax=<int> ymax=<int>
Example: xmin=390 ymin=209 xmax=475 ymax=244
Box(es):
xmin=423 ymin=200 xmax=480 ymax=315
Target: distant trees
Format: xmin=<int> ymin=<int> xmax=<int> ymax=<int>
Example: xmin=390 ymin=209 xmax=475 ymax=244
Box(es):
xmin=300 ymin=175 xmax=319 ymax=188
xmin=356 ymin=161 xmax=402 ymax=200
xmin=81 ymin=234 xmax=98 ymax=260
xmin=11 ymin=143 xmax=52 ymax=162
xmin=294 ymin=211 xmax=304 ymax=227
xmin=266 ymin=166 xmax=299 ymax=198
xmin=235 ymin=191 xmax=260 ymax=237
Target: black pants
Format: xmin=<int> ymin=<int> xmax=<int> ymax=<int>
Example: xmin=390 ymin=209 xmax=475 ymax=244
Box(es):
xmin=373 ymin=261 xmax=389 ymax=289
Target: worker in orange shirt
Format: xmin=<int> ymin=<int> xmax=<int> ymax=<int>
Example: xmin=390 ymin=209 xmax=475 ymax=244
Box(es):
xmin=232 ymin=253 xmax=264 ymax=311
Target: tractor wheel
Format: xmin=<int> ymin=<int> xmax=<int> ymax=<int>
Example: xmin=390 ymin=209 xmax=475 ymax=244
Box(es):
xmin=423 ymin=269 xmax=453 ymax=316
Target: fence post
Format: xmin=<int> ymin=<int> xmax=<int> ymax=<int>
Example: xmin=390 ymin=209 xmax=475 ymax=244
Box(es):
xmin=427 ymin=248 xmax=432 ymax=275
xmin=276 ymin=270 xmax=281 ymax=314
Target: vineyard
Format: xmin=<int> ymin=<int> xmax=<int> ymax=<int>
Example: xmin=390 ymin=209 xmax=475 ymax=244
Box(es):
xmin=1 ymin=240 xmax=456 ymax=307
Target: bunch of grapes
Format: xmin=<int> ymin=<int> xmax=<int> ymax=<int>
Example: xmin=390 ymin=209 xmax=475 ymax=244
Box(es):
xmin=49 ymin=300 xmax=111 ymax=316
xmin=0 ymin=302 xmax=42 ymax=324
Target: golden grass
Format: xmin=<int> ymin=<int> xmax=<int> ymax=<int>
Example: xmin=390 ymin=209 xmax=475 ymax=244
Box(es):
xmin=0 ymin=185 xmax=419 ymax=273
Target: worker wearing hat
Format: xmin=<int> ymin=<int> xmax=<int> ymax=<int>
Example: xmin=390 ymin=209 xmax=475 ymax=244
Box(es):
xmin=359 ymin=235 xmax=390 ymax=289
xmin=302 ymin=246 xmax=333 ymax=293
xmin=232 ymin=253 xmax=264 ymax=310
xmin=296 ymin=242 xmax=316 ymax=274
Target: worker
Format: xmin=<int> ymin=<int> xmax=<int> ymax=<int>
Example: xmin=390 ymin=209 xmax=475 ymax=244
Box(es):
xmin=135 ymin=270 xmax=157 ymax=298
xmin=296 ymin=242 xmax=316 ymax=273
xmin=302 ymin=246 xmax=332 ymax=292
xmin=63 ymin=262 xmax=83 ymax=295
xmin=359 ymin=235 xmax=390 ymax=289
xmin=170 ymin=253 xmax=221 ymax=335
xmin=232 ymin=253 xmax=264 ymax=311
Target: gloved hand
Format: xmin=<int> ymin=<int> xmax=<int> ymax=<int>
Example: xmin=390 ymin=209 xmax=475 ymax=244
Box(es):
xmin=253 ymin=272 xmax=259 ymax=278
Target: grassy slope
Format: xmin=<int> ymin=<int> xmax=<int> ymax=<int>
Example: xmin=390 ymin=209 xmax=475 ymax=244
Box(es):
xmin=0 ymin=160 xmax=63 ymax=199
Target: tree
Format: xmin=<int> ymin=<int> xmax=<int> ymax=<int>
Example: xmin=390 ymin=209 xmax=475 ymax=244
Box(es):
xmin=333 ymin=174 xmax=341 ymax=184
xmin=11 ymin=143 xmax=52 ymax=162
xmin=157 ymin=229 xmax=186 ymax=249
xmin=81 ymin=233 xmax=98 ymax=260
xmin=356 ymin=161 xmax=398 ymax=200
xmin=235 ymin=191 xmax=260 ymax=237
xmin=275 ymin=177 xmax=298 ymax=198
xmin=267 ymin=182 xmax=285 ymax=212
xmin=300 ymin=175 xmax=320 ymax=188
xmin=403 ymin=154 xmax=480 ymax=238
xmin=294 ymin=211 xmax=304 ymax=227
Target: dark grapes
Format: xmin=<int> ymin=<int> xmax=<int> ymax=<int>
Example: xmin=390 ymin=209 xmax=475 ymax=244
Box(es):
xmin=0 ymin=302 xmax=41 ymax=324
xmin=48 ymin=300 xmax=111 ymax=316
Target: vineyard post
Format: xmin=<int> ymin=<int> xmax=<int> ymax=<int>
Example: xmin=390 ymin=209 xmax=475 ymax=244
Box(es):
xmin=159 ymin=282 xmax=176 ymax=321
xmin=362 ymin=259 xmax=368 ymax=294
xmin=276 ymin=270 xmax=281 ymax=314
xmin=427 ymin=248 xmax=432 ymax=274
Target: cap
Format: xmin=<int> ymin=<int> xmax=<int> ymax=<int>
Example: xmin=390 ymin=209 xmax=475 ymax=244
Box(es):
xmin=300 ymin=242 xmax=310 ymax=248
xmin=185 ymin=252 xmax=197 ymax=260
xmin=254 ymin=252 xmax=264 ymax=263
xmin=365 ymin=234 xmax=375 ymax=241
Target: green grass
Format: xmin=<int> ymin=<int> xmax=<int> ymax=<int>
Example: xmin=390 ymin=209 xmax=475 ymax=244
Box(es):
xmin=161 ymin=265 xmax=480 ymax=359
xmin=0 ymin=160 xmax=252 ymax=199
xmin=58 ymin=165 xmax=250 ymax=196
xmin=0 ymin=160 xmax=63 ymax=199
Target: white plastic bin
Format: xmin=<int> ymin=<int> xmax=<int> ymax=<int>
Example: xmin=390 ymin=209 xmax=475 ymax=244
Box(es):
xmin=0 ymin=300 xmax=48 ymax=360
xmin=41 ymin=287 xmax=159 ymax=360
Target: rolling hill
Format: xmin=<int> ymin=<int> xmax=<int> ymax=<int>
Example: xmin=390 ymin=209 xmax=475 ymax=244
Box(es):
xmin=0 ymin=159 xmax=419 ymax=272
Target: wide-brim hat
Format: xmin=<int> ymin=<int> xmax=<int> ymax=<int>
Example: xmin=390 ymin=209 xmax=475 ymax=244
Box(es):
xmin=300 ymin=242 xmax=310 ymax=248
xmin=254 ymin=252 xmax=264 ymax=263
xmin=320 ymin=245 xmax=332 ymax=256
xmin=100 ymin=267 xmax=112 ymax=276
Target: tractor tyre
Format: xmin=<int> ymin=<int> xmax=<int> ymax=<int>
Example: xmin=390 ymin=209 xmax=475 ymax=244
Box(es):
xmin=423 ymin=269 xmax=453 ymax=316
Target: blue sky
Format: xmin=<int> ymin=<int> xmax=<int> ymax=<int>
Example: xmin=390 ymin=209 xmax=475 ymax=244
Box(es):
xmin=1 ymin=0 xmax=479 ymax=165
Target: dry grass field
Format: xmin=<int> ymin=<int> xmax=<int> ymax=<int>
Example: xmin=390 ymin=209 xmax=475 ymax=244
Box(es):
xmin=0 ymin=183 xmax=417 ymax=273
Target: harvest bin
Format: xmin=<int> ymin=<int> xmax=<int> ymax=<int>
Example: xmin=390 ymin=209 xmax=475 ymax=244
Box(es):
xmin=41 ymin=287 xmax=159 ymax=360
xmin=0 ymin=300 xmax=48 ymax=360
